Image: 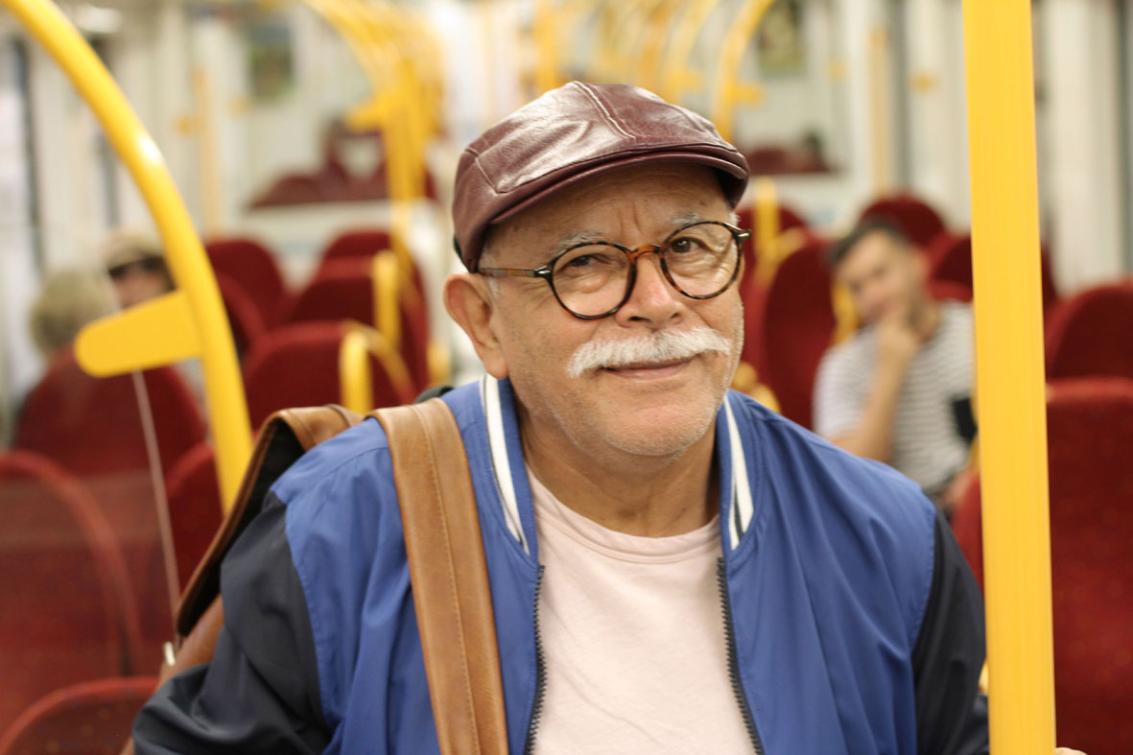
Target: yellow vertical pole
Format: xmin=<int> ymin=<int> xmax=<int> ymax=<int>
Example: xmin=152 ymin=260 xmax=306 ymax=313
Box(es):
xmin=752 ymin=177 xmax=779 ymax=286
xmin=192 ymin=68 xmax=223 ymax=236
xmin=867 ymin=25 xmax=893 ymax=195
xmin=533 ymin=0 xmax=560 ymax=93
xmin=962 ymin=2 xmax=1056 ymax=753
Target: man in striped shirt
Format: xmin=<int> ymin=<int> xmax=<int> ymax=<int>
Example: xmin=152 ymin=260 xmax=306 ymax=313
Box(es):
xmin=814 ymin=220 xmax=976 ymax=513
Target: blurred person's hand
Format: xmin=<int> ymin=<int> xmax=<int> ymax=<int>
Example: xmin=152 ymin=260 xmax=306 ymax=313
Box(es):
xmin=876 ymin=304 xmax=920 ymax=373
xmin=1055 ymin=748 xmax=1086 ymax=754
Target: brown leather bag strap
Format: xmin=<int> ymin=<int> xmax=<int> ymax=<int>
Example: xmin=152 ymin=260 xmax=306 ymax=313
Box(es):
xmin=374 ymin=399 xmax=509 ymax=755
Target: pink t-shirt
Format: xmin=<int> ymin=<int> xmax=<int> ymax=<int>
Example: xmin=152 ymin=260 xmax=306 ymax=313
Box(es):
xmin=528 ymin=472 xmax=753 ymax=753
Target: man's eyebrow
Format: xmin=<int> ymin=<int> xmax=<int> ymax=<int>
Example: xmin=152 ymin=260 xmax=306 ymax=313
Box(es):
xmin=550 ymin=230 xmax=604 ymax=257
xmin=672 ymin=212 xmax=707 ymax=226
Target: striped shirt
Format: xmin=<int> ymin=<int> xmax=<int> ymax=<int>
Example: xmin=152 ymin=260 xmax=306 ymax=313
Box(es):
xmin=813 ymin=302 xmax=974 ymax=496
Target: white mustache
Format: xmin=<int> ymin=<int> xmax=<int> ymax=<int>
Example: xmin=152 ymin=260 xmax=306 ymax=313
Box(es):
xmin=567 ymin=327 xmax=732 ymax=378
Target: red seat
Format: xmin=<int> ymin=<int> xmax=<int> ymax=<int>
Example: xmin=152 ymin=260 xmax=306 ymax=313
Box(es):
xmin=926 ymin=232 xmax=1059 ymax=312
xmin=283 ymin=264 xmax=430 ymax=392
xmin=13 ymin=352 xmax=205 ymax=667
xmin=951 ymin=378 xmax=1133 ymax=755
xmin=0 ymin=676 xmax=157 ymax=755
xmin=205 ymin=237 xmax=291 ymax=327
xmin=243 ymin=321 xmax=416 ymax=428
xmin=318 ymin=229 xmax=392 ymax=271
xmin=749 ymin=238 xmax=835 ymax=428
xmin=859 ymin=193 xmax=947 ymax=248
xmin=14 ymin=350 xmax=206 ymax=479
xmin=0 ymin=453 xmax=142 ymax=732
xmin=215 ymin=272 xmax=267 ymax=357
xmin=1045 ymin=282 xmax=1133 ymax=381
xmin=163 ymin=443 xmax=223 ymax=591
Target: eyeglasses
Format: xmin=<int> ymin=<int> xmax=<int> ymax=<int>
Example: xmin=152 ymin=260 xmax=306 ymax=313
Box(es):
xmin=477 ymin=220 xmax=750 ymax=320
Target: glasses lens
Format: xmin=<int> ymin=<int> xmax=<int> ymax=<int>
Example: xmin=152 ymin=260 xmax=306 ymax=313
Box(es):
xmin=663 ymin=222 xmax=739 ymax=296
xmin=551 ymin=243 xmax=630 ymax=316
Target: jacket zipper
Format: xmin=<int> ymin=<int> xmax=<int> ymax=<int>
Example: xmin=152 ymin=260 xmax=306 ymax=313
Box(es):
xmin=523 ymin=566 xmax=547 ymax=755
xmin=717 ymin=558 xmax=765 ymax=754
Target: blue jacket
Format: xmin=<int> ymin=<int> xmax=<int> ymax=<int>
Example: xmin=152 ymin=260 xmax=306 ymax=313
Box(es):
xmin=135 ymin=378 xmax=987 ymax=754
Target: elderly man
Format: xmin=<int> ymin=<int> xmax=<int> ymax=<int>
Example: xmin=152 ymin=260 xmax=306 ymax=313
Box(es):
xmin=134 ymin=83 xmax=991 ymax=754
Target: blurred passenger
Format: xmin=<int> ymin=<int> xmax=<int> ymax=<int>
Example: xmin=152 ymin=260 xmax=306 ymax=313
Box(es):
xmin=98 ymin=230 xmax=206 ymax=410
xmin=28 ymin=268 xmax=116 ymax=360
xmin=134 ymin=83 xmax=991 ymax=754
xmin=814 ymin=220 xmax=976 ymax=513
xmin=100 ymin=231 xmax=173 ymax=309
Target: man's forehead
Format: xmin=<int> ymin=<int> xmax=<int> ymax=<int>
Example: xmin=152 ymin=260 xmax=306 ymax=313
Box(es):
xmin=491 ymin=164 xmax=728 ymax=247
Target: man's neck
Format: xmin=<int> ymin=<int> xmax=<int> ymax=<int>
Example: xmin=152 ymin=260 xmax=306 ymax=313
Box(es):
xmin=517 ymin=408 xmax=719 ymax=538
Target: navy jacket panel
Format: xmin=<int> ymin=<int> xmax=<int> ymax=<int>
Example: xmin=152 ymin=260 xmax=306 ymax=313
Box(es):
xmin=719 ymin=396 xmax=937 ymax=754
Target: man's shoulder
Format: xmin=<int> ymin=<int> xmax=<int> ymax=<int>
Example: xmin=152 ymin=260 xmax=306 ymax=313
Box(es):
xmin=271 ymin=418 xmax=393 ymax=508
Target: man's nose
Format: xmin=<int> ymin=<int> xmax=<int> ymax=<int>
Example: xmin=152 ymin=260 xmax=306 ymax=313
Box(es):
xmin=615 ymin=252 xmax=682 ymax=325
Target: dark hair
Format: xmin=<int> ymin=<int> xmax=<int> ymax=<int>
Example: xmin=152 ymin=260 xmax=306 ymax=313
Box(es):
xmin=826 ymin=218 xmax=911 ymax=269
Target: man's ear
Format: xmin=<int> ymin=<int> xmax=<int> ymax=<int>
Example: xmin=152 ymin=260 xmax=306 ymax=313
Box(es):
xmin=444 ymin=273 xmax=509 ymax=378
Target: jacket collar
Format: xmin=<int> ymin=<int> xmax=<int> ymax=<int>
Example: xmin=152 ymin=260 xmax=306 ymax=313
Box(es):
xmin=477 ymin=375 xmax=757 ymax=558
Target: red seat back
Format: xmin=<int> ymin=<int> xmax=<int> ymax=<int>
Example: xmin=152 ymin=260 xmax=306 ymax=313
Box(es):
xmin=0 ymin=676 xmax=157 ymax=755
xmin=215 ymin=272 xmax=267 ymax=357
xmin=0 ymin=453 xmax=142 ymax=732
xmin=859 ymin=193 xmax=947 ymax=248
xmin=284 ymin=265 xmax=430 ymax=391
xmin=205 ymin=237 xmax=290 ymax=327
xmin=927 ymin=232 xmax=1059 ymax=311
xmin=13 ymin=351 xmax=205 ymax=479
xmin=754 ymin=238 xmax=835 ymax=427
xmin=1045 ymin=282 xmax=1133 ymax=381
xmin=163 ymin=443 xmax=223 ymax=592
xmin=319 ymin=229 xmax=392 ymax=270
xmin=951 ymin=378 xmax=1133 ymax=754
xmin=13 ymin=352 xmax=205 ymax=665
xmin=243 ymin=322 xmax=414 ymax=427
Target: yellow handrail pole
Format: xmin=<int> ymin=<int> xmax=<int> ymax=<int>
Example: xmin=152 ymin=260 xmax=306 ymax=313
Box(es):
xmin=752 ymin=177 xmax=780 ymax=286
xmin=533 ymin=0 xmax=560 ymax=93
xmin=661 ymin=0 xmax=721 ymax=103
xmin=628 ymin=0 xmax=681 ymax=91
xmin=962 ymin=1 xmax=1056 ymax=753
xmin=710 ymin=0 xmax=773 ymax=142
xmin=4 ymin=0 xmax=252 ymax=505
xmin=868 ymin=25 xmax=894 ymax=194
xmin=339 ymin=326 xmax=374 ymax=414
xmin=192 ymin=68 xmax=224 ymax=236
xmin=339 ymin=324 xmax=415 ymax=413
xmin=372 ymin=251 xmax=402 ymax=352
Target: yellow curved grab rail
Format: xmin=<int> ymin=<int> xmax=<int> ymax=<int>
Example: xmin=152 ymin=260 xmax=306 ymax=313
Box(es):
xmin=710 ymin=0 xmax=773 ymax=142
xmin=661 ymin=0 xmax=722 ymax=103
xmin=627 ymin=0 xmax=683 ymax=92
xmin=962 ymin=1 xmax=1055 ymax=752
xmin=3 ymin=0 xmax=252 ymax=507
xmin=339 ymin=323 xmax=414 ymax=414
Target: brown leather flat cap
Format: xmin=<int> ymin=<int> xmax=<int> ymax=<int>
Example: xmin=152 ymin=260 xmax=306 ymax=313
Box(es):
xmin=452 ymin=81 xmax=750 ymax=271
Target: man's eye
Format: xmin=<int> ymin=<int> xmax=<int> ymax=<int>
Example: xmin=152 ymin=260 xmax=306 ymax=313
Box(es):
xmin=669 ymin=237 xmax=707 ymax=254
xmin=565 ymin=254 xmax=597 ymax=268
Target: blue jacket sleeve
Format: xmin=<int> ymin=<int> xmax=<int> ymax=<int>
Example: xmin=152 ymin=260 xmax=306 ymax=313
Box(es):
xmin=132 ymin=492 xmax=329 ymax=753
